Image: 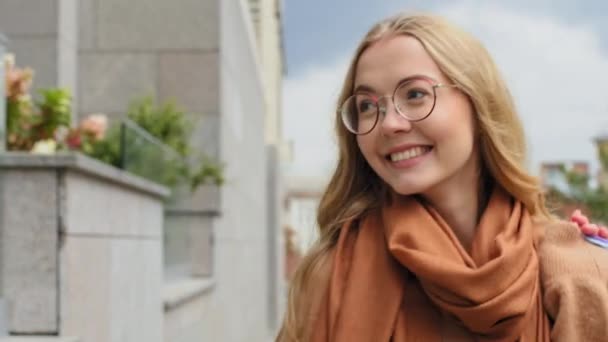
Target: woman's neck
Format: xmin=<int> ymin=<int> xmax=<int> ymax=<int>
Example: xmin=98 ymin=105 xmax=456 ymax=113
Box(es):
xmin=421 ymin=159 xmax=489 ymax=252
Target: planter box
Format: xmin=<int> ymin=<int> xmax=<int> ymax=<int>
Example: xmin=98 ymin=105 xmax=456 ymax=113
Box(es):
xmin=0 ymin=152 xmax=168 ymax=342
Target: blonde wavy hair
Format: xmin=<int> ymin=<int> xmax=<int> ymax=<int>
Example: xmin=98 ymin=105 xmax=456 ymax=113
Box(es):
xmin=276 ymin=13 xmax=549 ymax=342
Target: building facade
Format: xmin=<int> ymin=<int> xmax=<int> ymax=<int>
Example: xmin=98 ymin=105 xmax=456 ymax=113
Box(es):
xmin=0 ymin=0 xmax=285 ymax=341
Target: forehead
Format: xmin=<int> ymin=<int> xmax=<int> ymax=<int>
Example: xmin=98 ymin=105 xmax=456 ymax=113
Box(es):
xmin=355 ymin=35 xmax=445 ymax=92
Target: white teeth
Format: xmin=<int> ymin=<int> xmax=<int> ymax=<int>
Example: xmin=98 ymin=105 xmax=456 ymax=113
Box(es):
xmin=390 ymin=146 xmax=429 ymax=162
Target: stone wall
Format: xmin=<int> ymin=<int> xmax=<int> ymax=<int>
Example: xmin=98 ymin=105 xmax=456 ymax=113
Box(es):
xmin=0 ymin=153 xmax=168 ymax=342
xmin=0 ymin=1 xmax=282 ymax=341
xmin=163 ymin=1 xmax=275 ymax=341
xmin=77 ymin=0 xmax=220 ymax=160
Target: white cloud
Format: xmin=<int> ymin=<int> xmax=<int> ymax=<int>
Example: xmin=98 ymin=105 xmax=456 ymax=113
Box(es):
xmin=283 ymin=2 xmax=608 ymax=182
xmin=283 ymin=60 xmax=348 ymax=181
xmin=440 ymin=3 xmax=608 ymax=175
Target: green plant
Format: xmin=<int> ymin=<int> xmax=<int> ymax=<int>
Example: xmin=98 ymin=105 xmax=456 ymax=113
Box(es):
xmin=190 ymin=156 xmax=225 ymax=189
xmin=4 ymin=55 xmax=223 ymax=191
xmin=5 ymin=55 xmax=34 ymax=149
xmin=580 ymin=188 xmax=608 ymax=224
xmin=598 ymin=140 xmax=608 ymax=171
xmin=126 ymin=97 xmax=191 ymax=156
xmin=6 ymin=96 xmax=34 ymax=150
xmin=4 ymin=54 xmax=107 ymax=153
xmin=86 ymin=125 xmax=122 ymax=167
xmin=126 ymin=97 xmax=224 ymax=189
xmin=34 ymin=88 xmax=71 ymax=139
xmin=87 ymin=97 xmax=224 ymax=190
xmin=7 ymin=87 xmax=73 ymax=151
xmin=555 ymin=166 xmax=608 ymax=224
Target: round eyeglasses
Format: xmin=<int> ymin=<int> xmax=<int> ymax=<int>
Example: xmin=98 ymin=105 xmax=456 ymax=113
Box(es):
xmin=340 ymin=76 xmax=458 ymax=135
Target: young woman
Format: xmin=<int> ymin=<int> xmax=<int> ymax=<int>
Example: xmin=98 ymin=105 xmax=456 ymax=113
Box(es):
xmin=278 ymin=14 xmax=608 ymax=342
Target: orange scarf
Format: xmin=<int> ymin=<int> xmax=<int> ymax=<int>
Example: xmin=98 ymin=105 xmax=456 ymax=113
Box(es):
xmin=312 ymin=189 xmax=551 ymax=341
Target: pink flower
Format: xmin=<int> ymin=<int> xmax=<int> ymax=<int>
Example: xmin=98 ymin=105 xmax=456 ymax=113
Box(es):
xmin=66 ymin=129 xmax=82 ymax=149
xmin=6 ymin=67 xmax=33 ymax=101
xmin=4 ymin=54 xmax=33 ymax=101
xmin=79 ymin=114 xmax=108 ymax=141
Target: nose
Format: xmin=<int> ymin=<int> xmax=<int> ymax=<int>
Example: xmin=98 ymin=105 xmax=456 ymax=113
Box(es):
xmin=378 ymin=96 xmax=413 ymax=135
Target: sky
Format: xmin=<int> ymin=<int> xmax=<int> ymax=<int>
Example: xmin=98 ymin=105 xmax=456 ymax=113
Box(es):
xmin=282 ymin=0 xmax=608 ymax=184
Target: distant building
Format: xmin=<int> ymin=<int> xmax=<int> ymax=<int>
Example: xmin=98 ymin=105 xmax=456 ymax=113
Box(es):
xmin=284 ymin=177 xmax=326 ymax=253
xmin=248 ymin=0 xmax=286 ymax=145
xmin=283 ymin=225 xmax=302 ymax=281
xmin=539 ymin=160 xmax=591 ymax=219
xmin=595 ymin=133 xmax=608 ymax=191
xmin=540 ymin=160 xmax=589 ymax=194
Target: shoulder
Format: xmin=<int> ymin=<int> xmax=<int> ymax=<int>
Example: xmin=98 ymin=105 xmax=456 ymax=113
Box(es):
xmin=536 ymin=219 xmax=608 ymax=341
xmin=537 ymin=219 xmax=608 ymax=281
xmin=538 ymin=219 xmax=608 ymax=280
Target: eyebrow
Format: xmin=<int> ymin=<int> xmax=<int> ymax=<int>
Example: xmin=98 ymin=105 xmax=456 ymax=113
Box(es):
xmin=353 ymin=74 xmax=437 ymax=94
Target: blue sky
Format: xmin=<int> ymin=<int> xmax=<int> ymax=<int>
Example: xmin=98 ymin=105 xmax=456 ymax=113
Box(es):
xmin=284 ymin=0 xmax=608 ymax=75
xmin=282 ymin=0 xmax=608 ymax=182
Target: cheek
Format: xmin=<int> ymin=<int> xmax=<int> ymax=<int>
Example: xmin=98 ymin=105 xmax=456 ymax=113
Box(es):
xmin=431 ymin=96 xmax=474 ymax=139
xmin=422 ymin=101 xmax=476 ymax=162
xmin=356 ymin=135 xmax=373 ymax=161
xmin=433 ymin=120 xmax=474 ymax=147
xmin=356 ymin=134 xmax=384 ymax=172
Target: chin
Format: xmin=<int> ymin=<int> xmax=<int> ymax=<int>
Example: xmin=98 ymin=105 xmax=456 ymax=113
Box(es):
xmin=387 ymin=181 xmax=430 ymax=197
xmin=382 ymin=170 xmax=443 ymax=197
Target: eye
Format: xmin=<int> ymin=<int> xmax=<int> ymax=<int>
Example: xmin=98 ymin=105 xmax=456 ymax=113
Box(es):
xmin=358 ymin=100 xmax=375 ymax=113
xmin=395 ymin=80 xmax=434 ymax=104
xmin=406 ymin=89 xmax=427 ymax=100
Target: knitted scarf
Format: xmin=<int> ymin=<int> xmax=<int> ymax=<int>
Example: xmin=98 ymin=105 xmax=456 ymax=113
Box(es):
xmin=312 ymin=188 xmax=551 ymax=341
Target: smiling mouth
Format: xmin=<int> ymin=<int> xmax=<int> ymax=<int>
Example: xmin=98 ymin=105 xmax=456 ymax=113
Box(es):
xmin=385 ymin=146 xmax=433 ymax=162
